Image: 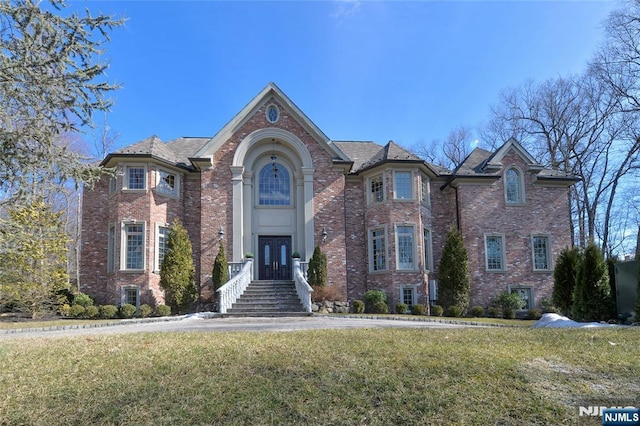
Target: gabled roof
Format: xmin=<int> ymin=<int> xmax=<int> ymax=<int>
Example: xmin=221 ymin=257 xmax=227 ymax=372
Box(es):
xmin=194 ymin=82 xmax=349 ymax=162
xmin=441 ymin=138 xmax=579 ymax=189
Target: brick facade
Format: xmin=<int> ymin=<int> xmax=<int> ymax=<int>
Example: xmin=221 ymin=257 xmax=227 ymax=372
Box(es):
xmin=80 ymin=83 xmax=576 ymax=313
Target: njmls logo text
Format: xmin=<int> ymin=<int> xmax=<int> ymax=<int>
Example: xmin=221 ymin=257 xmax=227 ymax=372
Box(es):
xmin=579 ymin=406 xmax=640 ymax=425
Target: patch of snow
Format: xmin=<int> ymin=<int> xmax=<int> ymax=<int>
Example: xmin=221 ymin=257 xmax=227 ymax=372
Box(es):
xmin=532 ymin=313 xmax=623 ymax=328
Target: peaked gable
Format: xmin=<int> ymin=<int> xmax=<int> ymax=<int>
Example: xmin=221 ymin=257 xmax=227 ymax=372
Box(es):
xmin=194 ymin=82 xmax=349 ymax=162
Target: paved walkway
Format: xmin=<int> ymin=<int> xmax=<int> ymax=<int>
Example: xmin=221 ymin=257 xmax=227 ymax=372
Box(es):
xmin=0 ymin=314 xmax=488 ymax=339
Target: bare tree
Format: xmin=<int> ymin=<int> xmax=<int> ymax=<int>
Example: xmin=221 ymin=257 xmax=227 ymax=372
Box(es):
xmin=411 ymin=125 xmax=479 ymax=170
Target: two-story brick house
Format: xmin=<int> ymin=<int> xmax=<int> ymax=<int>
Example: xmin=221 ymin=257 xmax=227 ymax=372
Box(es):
xmin=80 ymin=82 xmax=577 ymax=312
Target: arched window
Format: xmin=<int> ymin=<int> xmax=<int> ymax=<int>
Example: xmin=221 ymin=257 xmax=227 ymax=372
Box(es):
xmin=259 ymin=162 xmax=291 ymax=205
xmin=505 ymin=167 xmax=523 ymax=204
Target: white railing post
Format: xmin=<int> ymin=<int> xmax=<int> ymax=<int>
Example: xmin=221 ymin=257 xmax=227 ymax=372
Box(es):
xmin=293 ymin=258 xmax=313 ymax=313
xmin=217 ymin=259 xmax=253 ymax=314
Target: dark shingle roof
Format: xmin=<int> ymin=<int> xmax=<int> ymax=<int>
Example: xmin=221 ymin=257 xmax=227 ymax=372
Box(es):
xmin=107 ymin=135 xmax=210 ymax=169
xmin=333 ymin=141 xmax=383 ymax=173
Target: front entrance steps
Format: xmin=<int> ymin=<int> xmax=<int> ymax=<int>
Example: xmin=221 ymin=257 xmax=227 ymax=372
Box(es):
xmin=223 ymin=280 xmax=311 ymax=317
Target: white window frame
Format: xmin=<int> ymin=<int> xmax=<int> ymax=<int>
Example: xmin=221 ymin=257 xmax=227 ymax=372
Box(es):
xmin=393 ymin=171 xmax=413 ymax=200
xmin=121 ymin=221 xmax=146 ymax=271
xmin=531 ymin=235 xmax=552 ymax=271
xmin=508 ymin=285 xmax=533 ymax=311
xmin=107 ymin=223 xmax=116 ymax=273
xmin=420 ymin=174 xmax=431 ymax=206
xmin=368 ymin=174 xmax=384 ymax=205
xmin=123 ymin=165 xmax=147 ymax=191
xmin=395 ymin=224 xmax=417 ymax=271
xmin=155 ymin=223 xmax=170 ymax=272
xmin=484 ymin=233 xmax=506 ymax=271
xmin=504 ymin=166 xmax=525 ymax=205
xmin=121 ymin=285 xmax=140 ymax=311
xmin=368 ymin=226 xmax=388 ymax=272
xmin=423 ymin=227 xmax=433 ymax=271
xmin=400 ymin=285 xmax=418 ymax=308
xmin=155 ymin=168 xmax=180 ymax=198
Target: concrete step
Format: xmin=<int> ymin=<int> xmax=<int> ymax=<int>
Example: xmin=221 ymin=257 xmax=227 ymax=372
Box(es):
xmin=226 ymin=280 xmax=305 ymax=316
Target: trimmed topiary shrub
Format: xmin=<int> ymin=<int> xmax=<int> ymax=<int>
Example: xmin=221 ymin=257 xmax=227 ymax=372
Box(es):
xmin=119 ymin=303 xmax=136 ymax=319
xmin=156 ymin=304 xmax=171 ymax=317
xmin=395 ymin=303 xmax=408 ymax=314
xmin=371 ymin=302 xmax=389 ymax=314
xmin=492 ymin=291 xmax=525 ymax=318
xmin=553 ymin=246 xmax=581 ymax=316
xmin=437 ymin=225 xmax=470 ymax=313
xmin=162 ymin=219 xmax=198 ymax=314
xmin=444 ymin=305 xmax=464 ymax=317
xmin=139 ymin=304 xmax=153 ymax=318
xmin=307 ymin=246 xmax=328 ymax=287
xmin=70 ymin=304 xmax=85 ymax=318
xmin=84 ymin=305 xmax=99 ymax=319
xmin=73 ymin=292 xmax=94 ymax=308
xmin=487 ymin=306 xmax=501 ymax=318
xmin=430 ymin=305 xmax=443 ymax=316
xmin=352 ymin=300 xmax=364 ymax=314
xmin=527 ymin=308 xmax=542 ymax=320
xmin=470 ymin=306 xmax=484 ymax=318
xmin=364 ymin=289 xmax=387 ymax=313
xmin=99 ymin=305 xmax=118 ymax=319
xmin=411 ymin=304 xmax=426 ymax=316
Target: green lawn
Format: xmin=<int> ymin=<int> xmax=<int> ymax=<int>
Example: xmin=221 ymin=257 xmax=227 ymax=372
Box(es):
xmin=0 ymin=327 xmax=638 ymax=425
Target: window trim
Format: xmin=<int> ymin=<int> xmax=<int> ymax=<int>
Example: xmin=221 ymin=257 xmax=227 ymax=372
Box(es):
xmin=395 ymin=224 xmax=417 ymax=271
xmin=420 ymin=174 xmax=431 ymax=206
xmin=400 ymin=285 xmax=418 ymax=308
xmin=155 ymin=223 xmax=170 ymax=273
xmin=121 ymin=221 xmax=146 ymax=272
xmin=484 ymin=233 xmax=506 ymax=272
xmin=423 ymin=227 xmax=433 ymax=272
xmin=155 ymin=168 xmax=180 ymax=199
xmin=121 ymin=285 xmax=140 ymax=311
xmin=504 ymin=166 xmax=525 ymax=205
xmin=107 ymin=223 xmax=116 ymax=273
xmin=531 ymin=234 xmax=552 ymax=271
xmin=393 ymin=170 xmax=413 ymax=200
xmin=368 ymin=174 xmax=384 ymax=205
xmin=123 ymin=164 xmax=147 ymax=192
xmin=508 ymin=285 xmax=533 ymax=311
xmin=368 ymin=225 xmax=388 ymax=272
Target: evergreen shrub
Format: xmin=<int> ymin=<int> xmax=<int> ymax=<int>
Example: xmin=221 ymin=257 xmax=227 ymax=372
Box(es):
xmin=156 ymin=304 xmax=171 ymax=317
xmin=73 ymin=293 xmax=94 ymax=308
xmin=470 ymin=306 xmax=484 ymax=317
xmin=395 ymin=303 xmax=408 ymax=314
xmin=119 ymin=303 xmax=136 ymax=319
xmin=84 ymin=305 xmax=99 ymax=319
xmin=352 ymin=300 xmax=364 ymax=313
xmin=70 ymin=304 xmax=85 ymax=318
xmin=411 ymin=304 xmax=426 ymax=316
xmin=139 ymin=304 xmax=153 ymax=318
xmin=363 ymin=289 xmax=387 ymax=313
xmin=444 ymin=305 xmax=463 ymax=317
xmin=430 ymin=305 xmax=443 ymax=316
xmin=371 ymin=302 xmax=389 ymax=314
xmin=99 ymin=305 xmax=118 ymax=319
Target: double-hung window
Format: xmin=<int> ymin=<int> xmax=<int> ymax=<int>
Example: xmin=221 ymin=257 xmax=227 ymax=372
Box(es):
xmin=485 ymin=234 xmax=506 ymax=271
xmin=156 ymin=169 xmax=179 ymax=197
xmin=156 ymin=225 xmax=170 ymax=271
xmin=125 ymin=166 xmax=146 ymax=191
xmin=532 ymin=235 xmax=551 ymax=271
xmin=369 ymin=228 xmax=387 ymax=272
xmin=396 ymin=225 xmax=415 ymax=270
xmin=423 ymin=228 xmax=433 ymax=271
xmin=394 ymin=171 xmax=412 ymax=199
xmin=369 ymin=175 xmax=384 ymax=204
xmin=123 ymin=222 xmax=145 ymax=270
xmin=420 ymin=174 xmax=430 ymax=205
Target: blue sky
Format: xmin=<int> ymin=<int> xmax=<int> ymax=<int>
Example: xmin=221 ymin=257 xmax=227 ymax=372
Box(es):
xmin=70 ymin=0 xmax=618 ymax=152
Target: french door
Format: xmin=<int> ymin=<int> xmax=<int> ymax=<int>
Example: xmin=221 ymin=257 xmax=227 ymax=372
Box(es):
xmin=258 ymin=236 xmax=292 ymax=280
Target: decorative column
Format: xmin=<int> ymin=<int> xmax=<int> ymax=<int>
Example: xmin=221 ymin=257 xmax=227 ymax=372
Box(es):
xmin=302 ymin=167 xmax=315 ymax=260
xmin=230 ymin=165 xmax=244 ymax=262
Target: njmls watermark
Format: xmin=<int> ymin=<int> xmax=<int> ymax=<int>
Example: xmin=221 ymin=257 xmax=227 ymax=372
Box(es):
xmin=579 ymin=406 xmax=640 ymax=425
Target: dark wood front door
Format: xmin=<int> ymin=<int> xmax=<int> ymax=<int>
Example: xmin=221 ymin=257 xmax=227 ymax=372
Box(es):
xmin=258 ymin=236 xmax=292 ymax=280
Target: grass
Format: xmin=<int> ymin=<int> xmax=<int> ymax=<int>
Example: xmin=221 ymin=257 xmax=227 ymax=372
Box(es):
xmin=0 ymin=326 xmax=639 ymax=425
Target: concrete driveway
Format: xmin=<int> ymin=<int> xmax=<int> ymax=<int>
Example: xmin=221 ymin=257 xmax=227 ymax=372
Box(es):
xmin=0 ymin=314 xmax=483 ymax=339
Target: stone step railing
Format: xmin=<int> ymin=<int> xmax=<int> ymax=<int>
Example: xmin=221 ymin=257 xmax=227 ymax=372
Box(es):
xmin=293 ymin=258 xmax=313 ymax=313
xmin=217 ymin=259 xmax=253 ymax=314
xmin=228 ymin=262 xmax=244 ymax=279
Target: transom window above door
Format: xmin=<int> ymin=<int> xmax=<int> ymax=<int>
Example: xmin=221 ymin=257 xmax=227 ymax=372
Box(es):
xmin=259 ymin=162 xmax=291 ymax=205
